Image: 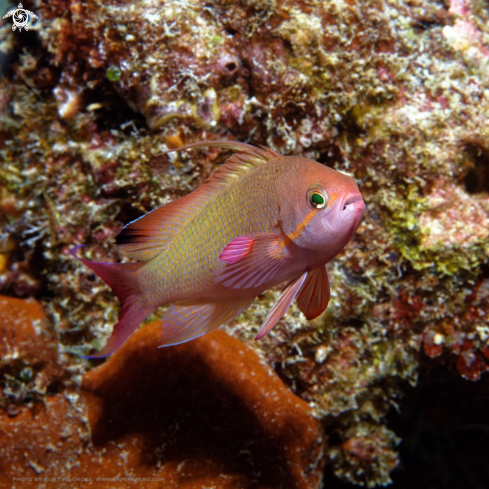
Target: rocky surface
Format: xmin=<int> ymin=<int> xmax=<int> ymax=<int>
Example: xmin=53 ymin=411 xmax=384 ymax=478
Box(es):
xmin=0 ymin=295 xmax=71 ymax=416
xmin=1 ymin=0 xmax=489 ymax=485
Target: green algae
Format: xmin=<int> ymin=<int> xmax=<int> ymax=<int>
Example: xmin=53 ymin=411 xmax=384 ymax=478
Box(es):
xmin=106 ymin=65 xmax=121 ymax=82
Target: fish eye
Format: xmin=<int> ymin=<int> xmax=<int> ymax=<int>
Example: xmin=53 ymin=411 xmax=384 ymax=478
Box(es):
xmin=307 ymin=187 xmax=328 ymax=209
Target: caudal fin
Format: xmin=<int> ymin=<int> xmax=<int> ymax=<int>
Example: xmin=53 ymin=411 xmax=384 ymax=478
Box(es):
xmin=71 ymin=247 xmax=152 ymax=358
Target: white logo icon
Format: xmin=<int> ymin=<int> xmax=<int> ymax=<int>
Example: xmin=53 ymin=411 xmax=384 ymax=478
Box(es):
xmin=3 ymin=3 xmax=38 ymax=31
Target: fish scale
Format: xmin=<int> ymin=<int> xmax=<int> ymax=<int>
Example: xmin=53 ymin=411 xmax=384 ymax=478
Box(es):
xmin=142 ymin=162 xmax=283 ymax=304
xmin=73 ymin=140 xmax=365 ymax=358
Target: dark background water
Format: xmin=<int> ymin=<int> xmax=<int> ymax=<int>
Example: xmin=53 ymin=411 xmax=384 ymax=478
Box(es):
xmin=324 ymin=361 xmax=489 ymax=489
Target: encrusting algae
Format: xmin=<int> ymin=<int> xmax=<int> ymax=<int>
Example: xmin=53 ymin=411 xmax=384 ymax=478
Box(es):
xmin=1 ymin=0 xmax=489 ymax=486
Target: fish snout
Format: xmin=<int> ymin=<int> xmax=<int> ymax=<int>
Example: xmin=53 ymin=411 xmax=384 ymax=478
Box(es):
xmin=342 ymin=192 xmax=364 ymax=211
xmin=340 ymin=192 xmax=365 ymax=238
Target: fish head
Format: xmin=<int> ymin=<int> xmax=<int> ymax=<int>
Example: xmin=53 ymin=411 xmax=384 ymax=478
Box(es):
xmin=279 ymin=158 xmax=365 ymax=257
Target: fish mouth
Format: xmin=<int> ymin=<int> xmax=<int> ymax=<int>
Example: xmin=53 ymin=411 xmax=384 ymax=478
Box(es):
xmin=342 ymin=192 xmax=364 ymax=211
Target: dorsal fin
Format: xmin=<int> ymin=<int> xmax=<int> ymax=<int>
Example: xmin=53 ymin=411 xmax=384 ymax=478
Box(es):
xmin=117 ymin=140 xmax=282 ymax=261
xmin=154 ymin=140 xmax=282 ymax=162
xmin=115 ymin=199 xmax=199 ymax=261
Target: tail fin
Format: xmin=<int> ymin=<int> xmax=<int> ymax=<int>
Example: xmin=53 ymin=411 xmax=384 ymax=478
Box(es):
xmin=71 ymin=246 xmax=152 ymax=358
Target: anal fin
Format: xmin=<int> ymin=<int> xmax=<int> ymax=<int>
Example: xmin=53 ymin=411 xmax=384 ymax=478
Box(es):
xmin=159 ymin=296 xmax=254 ymax=347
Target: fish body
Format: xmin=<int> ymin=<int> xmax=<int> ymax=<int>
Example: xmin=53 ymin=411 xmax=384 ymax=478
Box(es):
xmin=73 ymin=141 xmax=365 ymax=357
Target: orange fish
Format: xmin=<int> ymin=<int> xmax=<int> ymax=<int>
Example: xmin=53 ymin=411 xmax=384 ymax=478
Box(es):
xmin=72 ymin=141 xmax=365 ymax=357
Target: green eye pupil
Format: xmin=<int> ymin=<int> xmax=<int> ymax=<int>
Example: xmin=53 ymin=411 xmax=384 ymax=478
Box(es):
xmin=311 ymin=192 xmax=325 ymax=207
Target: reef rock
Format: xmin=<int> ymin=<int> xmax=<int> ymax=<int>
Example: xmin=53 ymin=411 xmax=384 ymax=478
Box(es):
xmin=0 ymin=295 xmax=69 ymax=416
xmin=0 ymin=394 xmax=89 ymax=488
xmin=1 ymin=0 xmax=489 ymax=485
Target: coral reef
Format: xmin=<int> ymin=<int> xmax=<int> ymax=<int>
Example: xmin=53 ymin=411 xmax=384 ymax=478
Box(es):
xmin=0 ymin=297 xmax=325 ymax=489
xmin=1 ymin=0 xmax=489 ymax=486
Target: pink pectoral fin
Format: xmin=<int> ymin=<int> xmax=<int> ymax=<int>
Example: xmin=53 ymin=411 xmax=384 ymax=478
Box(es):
xmin=219 ymin=236 xmax=255 ymax=264
xmin=255 ymin=271 xmax=308 ymax=340
xmin=215 ymin=233 xmax=292 ymax=289
xmin=296 ymin=266 xmax=330 ymax=320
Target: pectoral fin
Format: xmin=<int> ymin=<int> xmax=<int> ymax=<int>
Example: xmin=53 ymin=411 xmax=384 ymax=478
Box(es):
xmin=218 ymin=236 xmax=255 ymax=264
xmin=296 ymin=266 xmax=330 ymax=320
xmin=255 ymin=271 xmax=308 ymax=340
xmin=214 ymin=233 xmax=293 ymax=289
xmin=159 ymin=297 xmax=254 ymax=347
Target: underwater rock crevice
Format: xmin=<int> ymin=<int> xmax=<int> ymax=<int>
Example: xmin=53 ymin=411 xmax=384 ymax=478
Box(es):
xmin=462 ymin=142 xmax=489 ymax=195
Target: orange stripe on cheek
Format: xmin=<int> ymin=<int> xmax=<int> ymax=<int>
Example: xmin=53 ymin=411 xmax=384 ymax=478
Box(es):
xmin=286 ymin=209 xmax=316 ymax=242
xmin=327 ymin=194 xmax=339 ymax=207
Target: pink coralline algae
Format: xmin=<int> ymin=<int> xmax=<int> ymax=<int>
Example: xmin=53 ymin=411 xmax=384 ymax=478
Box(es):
xmin=1 ymin=0 xmax=489 ymax=486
